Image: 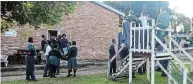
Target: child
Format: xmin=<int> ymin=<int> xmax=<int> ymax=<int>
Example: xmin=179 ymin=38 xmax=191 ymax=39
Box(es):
xmin=156 ymin=7 xmax=170 ymax=51
xmin=156 ymin=7 xmax=170 ymax=77
xmin=180 ymin=37 xmax=191 ymax=48
xmin=43 ymin=40 xmax=52 ymax=77
xmin=109 ymin=39 xmax=117 ymax=75
xmin=139 ymin=11 xmax=148 ymax=27
xmin=66 ymin=41 xmax=78 ymax=77
xmin=139 ymin=11 xmax=148 ymax=49
xmin=26 ymin=37 xmax=37 ymax=81
xmin=48 ymin=44 xmax=65 ymax=78
xmin=40 ymin=35 xmax=48 ymax=64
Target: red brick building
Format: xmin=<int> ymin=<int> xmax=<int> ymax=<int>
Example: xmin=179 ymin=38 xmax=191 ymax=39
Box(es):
xmin=1 ymin=1 xmax=125 ymax=61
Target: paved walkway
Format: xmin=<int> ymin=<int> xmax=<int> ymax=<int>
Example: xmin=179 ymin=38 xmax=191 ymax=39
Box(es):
xmin=1 ymin=69 xmax=106 ymax=82
xmin=1 ymin=60 xmax=107 ymax=72
xmin=1 ymin=63 xmax=107 ymax=82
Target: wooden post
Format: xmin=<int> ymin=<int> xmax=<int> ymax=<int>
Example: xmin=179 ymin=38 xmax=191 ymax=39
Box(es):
xmin=129 ymin=22 xmax=133 ymax=84
xmin=138 ymin=23 xmax=141 ymax=52
xmin=183 ymin=68 xmax=188 ymax=84
xmin=147 ymin=23 xmax=150 ymax=50
xmin=129 ymin=50 xmax=132 ymax=84
xmin=191 ymin=17 xmax=193 ymax=32
xmin=107 ymin=60 xmax=110 ymax=79
xmin=142 ymin=24 xmax=145 ymax=53
xmin=168 ymin=22 xmax=172 ymax=84
xmin=151 ymin=19 xmax=155 ymax=84
xmin=134 ymin=23 xmax=136 ymax=52
xmin=190 ymin=62 xmax=193 ymax=73
xmin=146 ymin=58 xmax=150 ymax=82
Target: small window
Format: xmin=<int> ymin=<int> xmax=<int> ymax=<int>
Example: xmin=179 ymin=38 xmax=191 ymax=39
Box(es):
xmin=47 ymin=30 xmax=58 ymax=40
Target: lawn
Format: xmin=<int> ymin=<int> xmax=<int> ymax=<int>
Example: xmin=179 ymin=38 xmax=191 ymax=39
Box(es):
xmin=2 ymin=64 xmax=191 ymax=84
xmin=2 ymin=72 xmax=168 ymax=84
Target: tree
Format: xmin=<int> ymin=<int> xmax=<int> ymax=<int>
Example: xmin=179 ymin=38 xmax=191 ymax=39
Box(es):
xmin=175 ymin=13 xmax=191 ymax=32
xmin=1 ymin=1 xmax=76 ymax=32
xmin=104 ymin=1 xmax=170 ymax=20
xmin=104 ymin=1 xmax=193 ymax=32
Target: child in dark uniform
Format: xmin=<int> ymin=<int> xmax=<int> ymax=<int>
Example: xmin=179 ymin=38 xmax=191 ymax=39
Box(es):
xmin=26 ymin=37 xmax=37 ymax=81
xmin=66 ymin=41 xmax=78 ymax=77
xmin=48 ymin=44 xmax=65 ymax=78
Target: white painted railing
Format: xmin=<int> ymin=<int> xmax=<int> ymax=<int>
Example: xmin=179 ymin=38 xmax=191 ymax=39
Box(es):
xmin=129 ymin=23 xmax=152 ymax=53
xmin=129 ymin=19 xmax=188 ymax=84
xmin=107 ymin=19 xmax=191 ymax=84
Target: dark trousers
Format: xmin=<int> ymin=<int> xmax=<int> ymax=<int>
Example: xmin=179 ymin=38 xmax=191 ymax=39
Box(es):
xmin=176 ymin=32 xmax=184 ymax=44
xmin=25 ymin=56 xmax=36 ymax=79
xmin=160 ymin=60 xmax=169 ymax=75
xmin=49 ymin=64 xmax=58 ymax=76
xmin=156 ymin=25 xmax=168 ymax=51
xmin=110 ymin=60 xmax=117 ymax=75
xmin=138 ymin=62 xmax=146 ymax=74
xmin=56 ymin=61 xmax=60 ymax=74
xmin=43 ymin=56 xmax=50 ymax=76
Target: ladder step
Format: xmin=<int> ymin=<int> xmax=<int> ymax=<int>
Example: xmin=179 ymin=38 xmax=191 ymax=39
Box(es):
xmin=125 ymin=58 xmax=146 ymax=62
xmin=155 ymin=57 xmax=173 ymax=60
xmin=156 ymin=52 xmax=170 ymax=57
xmin=117 ymin=66 xmax=137 ymax=73
xmin=133 ymin=52 xmax=151 ymax=57
xmin=122 ymin=62 xmax=139 ymax=66
xmin=133 ymin=58 xmax=146 ymax=61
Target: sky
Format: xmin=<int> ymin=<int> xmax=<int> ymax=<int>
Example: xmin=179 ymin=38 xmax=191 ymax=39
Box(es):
xmin=169 ymin=0 xmax=192 ymax=18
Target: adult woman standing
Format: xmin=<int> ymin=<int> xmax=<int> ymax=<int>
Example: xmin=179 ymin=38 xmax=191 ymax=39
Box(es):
xmin=26 ymin=37 xmax=37 ymax=81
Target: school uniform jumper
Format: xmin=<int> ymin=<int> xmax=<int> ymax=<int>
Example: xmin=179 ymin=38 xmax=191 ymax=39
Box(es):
xmin=67 ymin=45 xmax=78 ymax=68
xmin=109 ymin=43 xmax=116 ymax=75
xmin=48 ymin=48 xmax=63 ymax=77
xmin=26 ymin=43 xmax=37 ymax=80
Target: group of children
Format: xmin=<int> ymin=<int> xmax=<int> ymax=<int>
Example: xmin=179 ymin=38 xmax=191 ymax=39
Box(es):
xmin=177 ymin=31 xmax=193 ymax=48
xmin=25 ymin=34 xmax=78 ymax=81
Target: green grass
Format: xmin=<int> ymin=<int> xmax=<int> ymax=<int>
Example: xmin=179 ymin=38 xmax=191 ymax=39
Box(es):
xmin=2 ymin=72 xmax=168 ymax=84
xmin=2 ymin=64 xmax=191 ymax=84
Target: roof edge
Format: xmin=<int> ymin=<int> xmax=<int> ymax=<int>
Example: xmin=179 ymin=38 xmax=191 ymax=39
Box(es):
xmin=92 ymin=1 xmax=125 ymax=17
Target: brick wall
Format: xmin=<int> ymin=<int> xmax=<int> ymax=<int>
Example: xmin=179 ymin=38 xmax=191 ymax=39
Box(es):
xmin=1 ymin=25 xmax=47 ymax=55
xmin=1 ymin=2 xmax=120 ymax=60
